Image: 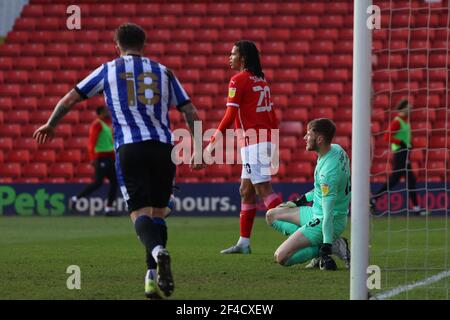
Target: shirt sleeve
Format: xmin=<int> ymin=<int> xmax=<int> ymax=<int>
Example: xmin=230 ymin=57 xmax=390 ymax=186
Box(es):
xmin=166 ymin=69 xmax=191 ymax=110
xmin=384 ymin=118 xmax=401 ymax=144
xmin=88 ymin=121 xmax=102 ymax=161
xmin=75 ymin=65 xmax=105 ymax=99
xmin=226 ymin=77 xmax=243 ymax=108
xmin=318 ymin=168 xmax=338 ymax=244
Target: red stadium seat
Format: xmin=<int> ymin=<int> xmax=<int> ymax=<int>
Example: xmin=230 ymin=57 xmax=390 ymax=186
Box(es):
xmin=311 ymin=41 xmax=334 ymax=54
xmin=280 ymin=122 xmax=304 ymax=136
xmin=38 ymin=56 xmax=61 ymax=70
xmin=316 ymin=29 xmax=339 ymax=40
xmin=22 ymin=4 xmax=44 ymax=17
xmin=22 ymin=43 xmax=45 ymax=57
xmin=38 ymin=137 xmax=64 ymax=151
xmin=0 ymin=57 xmax=13 ymax=70
xmin=0 ymin=163 xmax=21 ymax=179
xmin=30 ymin=70 xmax=53 ymax=84
xmin=325 ymin=69 xmax=350 ymax=81
xmin=290 ymin=40 xmax=311 ymax=55
xmin=74 ymin=163 xmax=94 ymax=178
xmin=277 ymin=69 xmax=299 ymax=82
xmin=7 ymin=150 xmax=30 ymax=164
xmin=277 ymin=2 xmax=301 ymax=14
xmin=0 ymin=96 xmax=12 ymax=111
xmin=0 ymin=85 xmax=20 ymax=97
xmin=0 ymin=43 xmax=22 ymax=57
xmin=305 ymin=55 xmax=329 ymax=67
xmin=287 ymin=162 xmax=313 ymax=178
xmin=194 ymin=83 xmax=219 ymax=96
xmin=289 ymin=95 xmax=314 ymax=109
xmin=59 ymin=149 xmax=82 ymax=165
xmin=313 ymin=96 xmax=338 ymax=109
xmin=83 ymin=17 xmax=109 ymax=30
xmin=189 ymin=42 xmax=213 ymax=55
xmin=162 ymin=3 xmax=184 ymax=15
xmin=5 ymin=70 xmax=28 ymax=84
xmin=43 ymin=4 xmax=66 ymax=16
xmin=49 ymin=163 xmax=74 ymax=179
xmin=226 ymin=16 xmax=248 ymax=29
xmin=299 ymin=69 xmax=324 ymax=82
xmin=202 ymin=16 xmax=225 ymax=29
xmin=78 ymin=111 xmax=96 ymax=124
xmin=16 ymin=137 xmax=39 ymax=151
xmin=52 ymin=31 xmax=75 ymax=43
xmin=135 ymin=3 xmax=160 ymax=16
xmin=5 ymin=110 xmax=29 ymax=124
xmin=69 ymin=43 xmax=93 ymax=57
xmin=0 ymin=137 xmax=13 ymax=152
xmin=184 ymin=3 xmax=207 ymax=15
xmin=297 ymin=15 xmax=320 ymax=28
xmin=28 ymin=84 xmax=45 ymax=98
xmin=66 ymin=137 xmax=89 ymax=150
xmin=32 ymin=150 xmax=56 ymax=164
xmin=271 ymin=83 xmax=293 ymax=95
xmin=319 ymin=82 xmax=344 ymax=95
xmin=240 ymin=29 xmax=265 ymax=42
xmin=72 ymin=124 xmax=91 ymax=137
xmin=0 ymin=124 xmax=21 ymax=138
xmin=282 ymin=55 xmax=305 ymax=68
xmin=23 ymin=163 xmax=48 ymax=180
xmin=6 ymin=31 xmax=30 ymax=43
xmin=294 ymin=83 xmax=318 ymax=95
xmin=14 ymin=18 xmax=36 ymax=32
xmin=177 ymin=17 xmax=201 ymax=29
xmin=272 ymin=16 xmax=296 ymax=28
xmin=261 ymin=55 xmax=280 ymax=68
xmin=46 ymin=43 xmax=68 ymax=57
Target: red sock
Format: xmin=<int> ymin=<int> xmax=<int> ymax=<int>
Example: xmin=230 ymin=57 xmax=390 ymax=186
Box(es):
xmin=240 ymin=203 xmax=257 ymax=238
xmin=263 ymin=193 xmax=282 ymax=210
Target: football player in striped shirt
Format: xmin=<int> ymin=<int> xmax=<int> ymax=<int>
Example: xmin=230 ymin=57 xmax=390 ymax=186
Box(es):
xmin=33 ymin=23 xmax=204 ymax=299
xmin=206 ymin=40 xmax=282 ymax=254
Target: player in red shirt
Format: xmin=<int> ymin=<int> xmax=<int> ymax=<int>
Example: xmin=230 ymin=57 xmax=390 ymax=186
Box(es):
xmin=207 ymin=40 xmax=282 ymax=254
xmin=70 ymin=106 xmax=118 ymax=215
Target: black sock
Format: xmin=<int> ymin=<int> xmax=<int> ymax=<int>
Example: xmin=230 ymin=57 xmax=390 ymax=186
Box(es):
xmin=153 ymin=217 xmax=168 ymax=247
xmin=146 ymin=250 xmax=157 ymax=270
xmin=134 ymin=216 xmax=166 ymax=267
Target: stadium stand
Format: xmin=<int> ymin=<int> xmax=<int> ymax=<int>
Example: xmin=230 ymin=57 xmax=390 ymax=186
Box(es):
xmin=0 ymin=0 xmax=447 ymax=183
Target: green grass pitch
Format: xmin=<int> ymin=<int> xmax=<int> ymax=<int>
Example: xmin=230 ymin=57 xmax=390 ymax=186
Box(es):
xmin=0 ymin=216 xmax=448 ymax=300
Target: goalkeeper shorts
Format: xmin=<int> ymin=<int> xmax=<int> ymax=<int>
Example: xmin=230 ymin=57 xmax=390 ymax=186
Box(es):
xmin=297 ymin=206 xmax=348 ymax=247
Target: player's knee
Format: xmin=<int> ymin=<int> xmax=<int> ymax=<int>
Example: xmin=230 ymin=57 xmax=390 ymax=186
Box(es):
xmin=265 ymin=209 xmax=275 ymax=225
xmin=274 ymin=251 xmax=288 ymax=266
xmin=239 ymin=186 xmax=256 ymax=202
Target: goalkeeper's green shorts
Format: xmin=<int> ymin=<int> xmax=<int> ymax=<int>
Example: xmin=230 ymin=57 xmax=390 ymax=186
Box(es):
xmin=297 ymin=206 xmax=347 ymax=247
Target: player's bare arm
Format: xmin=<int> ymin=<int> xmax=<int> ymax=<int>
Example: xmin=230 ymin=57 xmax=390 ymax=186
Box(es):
xmin=179 ymin=102 xmax=201 ymax=135
xmin=179 ymin=102 xmax=205 ymax=170
xmin=33 ymin=89 xmax=83 ymax=144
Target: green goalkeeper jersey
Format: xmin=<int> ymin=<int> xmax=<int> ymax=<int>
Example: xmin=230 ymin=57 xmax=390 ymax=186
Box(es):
xmin=308 ymin=144 xmax=351 ymax=243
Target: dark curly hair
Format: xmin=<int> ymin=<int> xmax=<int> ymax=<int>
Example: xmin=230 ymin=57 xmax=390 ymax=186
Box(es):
xmin=114 ymin=23 xmax=146 ymax=51
xmin=234 ymin=40 xmax=264 ymax=78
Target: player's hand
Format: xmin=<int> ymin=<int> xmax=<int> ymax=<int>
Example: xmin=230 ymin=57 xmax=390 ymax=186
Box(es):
xmin=293 ymin=194 xmax=308 ymax=207
xmin=277 ymin=201 xmax=297 ymax=208
xmin=318 ymin=243 xmax=337 ymax=271
xmin=33 ymin=124 xmax=55 ymax=144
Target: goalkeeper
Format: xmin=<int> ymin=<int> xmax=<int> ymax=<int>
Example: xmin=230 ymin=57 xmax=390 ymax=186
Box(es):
xmin=266 ymin=118 xmax=351 ymax=270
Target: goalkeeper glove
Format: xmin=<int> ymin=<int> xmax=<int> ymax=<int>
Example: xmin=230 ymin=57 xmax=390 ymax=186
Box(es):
xmin=318 ymin=243 xmax=337 ymax=271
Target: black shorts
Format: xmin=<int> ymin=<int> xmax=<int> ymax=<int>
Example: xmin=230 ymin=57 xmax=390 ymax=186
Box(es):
xmin=117 ymin=139 xmax=176 ymax=212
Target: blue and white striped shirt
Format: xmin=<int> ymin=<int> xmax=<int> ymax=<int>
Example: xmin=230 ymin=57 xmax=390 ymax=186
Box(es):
xmin=75 ymin=55 xmax=190 ymax=149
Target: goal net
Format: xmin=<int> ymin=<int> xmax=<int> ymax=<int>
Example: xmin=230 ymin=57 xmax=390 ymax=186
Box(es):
xmin=369 ymin=0 xmax=449 ymax=299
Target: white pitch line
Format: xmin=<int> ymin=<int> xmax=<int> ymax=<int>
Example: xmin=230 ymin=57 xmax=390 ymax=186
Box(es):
xmin=370 ymin=270 xmax=450 ymax=300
